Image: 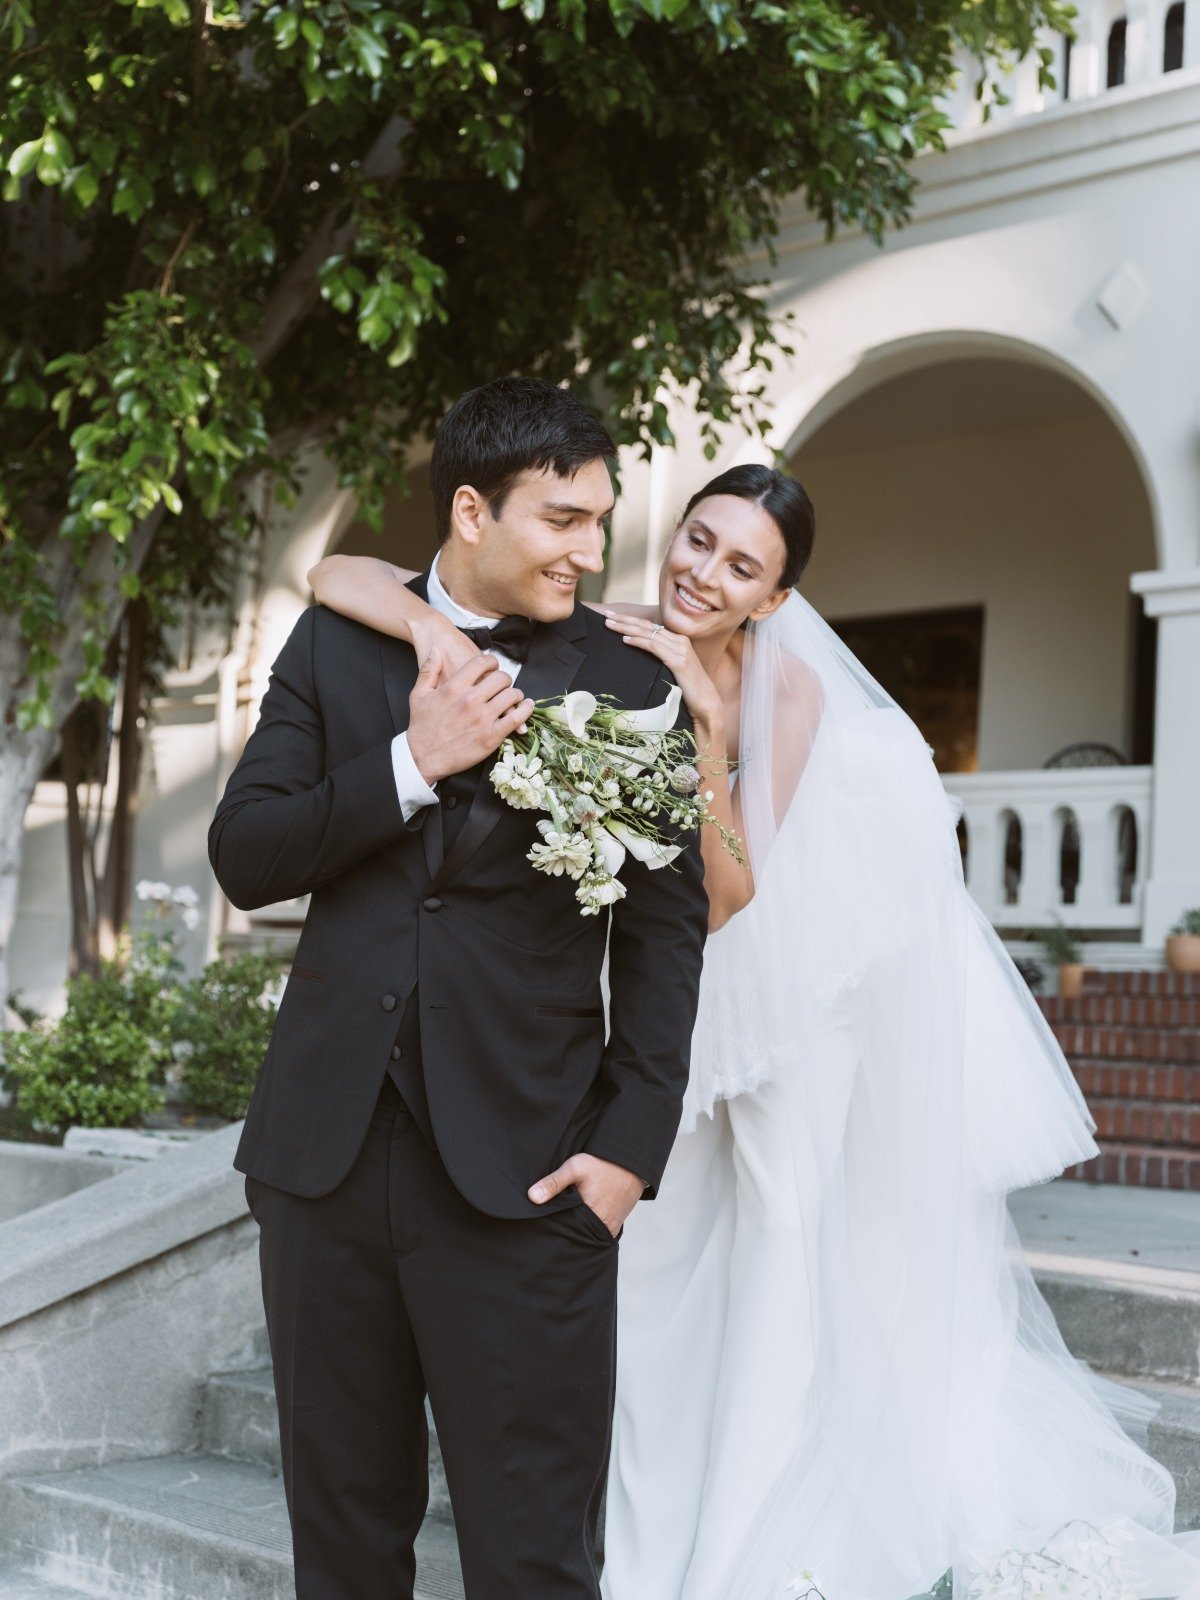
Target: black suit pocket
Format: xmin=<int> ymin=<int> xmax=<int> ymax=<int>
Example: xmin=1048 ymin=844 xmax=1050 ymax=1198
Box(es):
xmin=533 ymin=1004 xmax=603 ymax=1019
xmin=288 ymin=964 xmax=325 ymax=982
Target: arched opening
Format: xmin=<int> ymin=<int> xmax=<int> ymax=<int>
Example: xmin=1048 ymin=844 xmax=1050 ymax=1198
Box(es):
xmin=1164 ymin=2 xmax=1186 ymax=70
xmin=1113 ymin=805 xmax=1139 ymax=904
xmin=956 ymin=813 xmax=969 ymax=880
xmin=1055 ymin=806 xmax=1081 ymax=905
xmin=1107 ymin=16 xmax=1128 ymax=85
xmin=790 ymin=354 xmax=1157 ymax=777
xmin=1000 ymin=810 xmax=1023 ymax=906
xmin=1061 ymin=32 xmax=1074 ymax=98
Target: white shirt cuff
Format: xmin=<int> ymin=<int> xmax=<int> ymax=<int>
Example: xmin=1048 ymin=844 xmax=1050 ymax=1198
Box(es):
xmin=391 ymin=731 xmax=438 ymax=822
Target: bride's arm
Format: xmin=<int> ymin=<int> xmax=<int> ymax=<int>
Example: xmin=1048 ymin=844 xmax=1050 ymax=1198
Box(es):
xmin=306 ymin=554 xmax=480 ymax=677
xmin=600 ymin=613 xmax=750 ymax=931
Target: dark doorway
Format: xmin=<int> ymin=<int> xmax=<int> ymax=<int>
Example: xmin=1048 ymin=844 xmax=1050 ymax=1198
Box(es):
xmin=829 ymin=605 xmax=984 ymax=773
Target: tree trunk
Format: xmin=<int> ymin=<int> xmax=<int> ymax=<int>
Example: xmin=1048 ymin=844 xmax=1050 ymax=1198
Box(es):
xmin=0 ymin=724 xmax=58 ymax=1063
xmin=60 ymin=711 xmax=100 ymax=979
xmin=98 ymin=598 xmax=147 ymax=961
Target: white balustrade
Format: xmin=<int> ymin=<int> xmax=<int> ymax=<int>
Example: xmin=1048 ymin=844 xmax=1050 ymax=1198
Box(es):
xmin=944 ymin=766 xmax=1153 ymax=932
xmin=946 ymin=0 xmax=1195 ymax=131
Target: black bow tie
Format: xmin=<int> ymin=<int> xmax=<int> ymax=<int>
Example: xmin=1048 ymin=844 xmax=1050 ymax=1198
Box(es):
xmin=458 ymin=614 xmax=537 ymax=664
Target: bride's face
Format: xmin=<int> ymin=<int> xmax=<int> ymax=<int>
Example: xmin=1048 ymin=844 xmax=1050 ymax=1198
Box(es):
xmin=658 ymin=494 xmax=790 ymax=638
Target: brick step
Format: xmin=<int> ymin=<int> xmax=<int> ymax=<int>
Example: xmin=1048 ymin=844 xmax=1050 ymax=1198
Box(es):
xmin=1072 ymin=1060 xmax=1200 ymax=1101
xmin=1062 ymin=1143 xmax=1200 ymax=1189
xmin=1040 ymin=995 xmax=1200 ymax=1027
xmin=1080 ymin=971 xmax=1200 ymax=999
xmin=1049 ymin=1023 xmax=1200 ymax=1065
xmin=1089 ymin=1099 xmax=1200 ymax=1148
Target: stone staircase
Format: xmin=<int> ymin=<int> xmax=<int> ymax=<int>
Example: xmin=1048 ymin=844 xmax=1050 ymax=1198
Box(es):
xmin=1040 ymin=970 xmax=1200 ymax=1189
xmin=0 ymin=1366 xmax=462 ymax=1600
xmin=4 ymin=1191 xmax=1200 ymax=1598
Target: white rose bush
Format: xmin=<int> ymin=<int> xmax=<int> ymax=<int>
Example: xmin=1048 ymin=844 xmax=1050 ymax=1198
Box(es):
xmin=490 ymin=687 xmax=742 ymax=916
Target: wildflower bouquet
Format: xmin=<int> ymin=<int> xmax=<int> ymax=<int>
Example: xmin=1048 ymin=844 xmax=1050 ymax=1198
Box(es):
xmin=490 ymin=685 xmax=742 ymax=916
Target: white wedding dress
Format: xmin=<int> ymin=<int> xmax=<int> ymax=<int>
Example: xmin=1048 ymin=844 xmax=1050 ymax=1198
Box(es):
xmin=601 ymin=593 xmax=1200 ymax=1600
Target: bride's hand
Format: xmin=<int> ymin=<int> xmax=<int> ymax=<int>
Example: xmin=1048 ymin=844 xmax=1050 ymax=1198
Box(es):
xmin=600 ymin=609 xmax=723 ymax=732
xmin=411 ymin=609 xmax=481 ymax=683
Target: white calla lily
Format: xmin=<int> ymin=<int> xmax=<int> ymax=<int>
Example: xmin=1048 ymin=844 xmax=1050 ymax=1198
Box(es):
xmin=593 ymin=828 xmax=627 ymax=877
xmin=541 ymin=690 xmax=598 ymax=738
xmin=605 ymin=820 xmax=682 ymax=871
xmin=611 ymin=684 xmax=681 ymax=735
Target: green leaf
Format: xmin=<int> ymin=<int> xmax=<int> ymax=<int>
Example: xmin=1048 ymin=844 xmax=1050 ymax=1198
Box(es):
xmin=160 ymin=483 xmax=183 ymax=514
xmin=8 ymin=137 xmax=43 ymax=178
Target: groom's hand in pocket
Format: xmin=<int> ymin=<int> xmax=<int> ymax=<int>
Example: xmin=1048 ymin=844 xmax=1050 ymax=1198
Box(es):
xmin=407 ymin=649 xmax=535 ymax=784
xmin=528 ymin=1153 xmax=646 ymax=1237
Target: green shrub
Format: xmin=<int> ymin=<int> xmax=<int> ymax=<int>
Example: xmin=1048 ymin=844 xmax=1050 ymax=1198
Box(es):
xmin=3 ymin=954 xmax=175 ymax=1132
xmin=1171 ymin=908 xmax=1200 ymax=937
xmin=174 ymin=948 xmax=286 ymax=1120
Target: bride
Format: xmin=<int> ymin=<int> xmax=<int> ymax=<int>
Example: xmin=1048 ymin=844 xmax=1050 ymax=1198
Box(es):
xmin=308 ymin=464 xmax=1200 ymax=1600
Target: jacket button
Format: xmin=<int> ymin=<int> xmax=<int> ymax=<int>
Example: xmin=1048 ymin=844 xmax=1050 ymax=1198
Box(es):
xmin=444 ymin=795 xmax=458 ymax=810
xmin=390 ymin=1045 xmax=402 ymax=1060
xmin=422 ymin=896 xmax=443 ymax=912
xmin=381 ymin=993 xmax=396 ymax=1012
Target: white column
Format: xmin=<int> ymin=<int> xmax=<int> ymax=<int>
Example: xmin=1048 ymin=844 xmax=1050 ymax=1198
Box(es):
xmin=1185 ymin=0 xmax=1200 ymax=68
xmin=1130 ymin=567 xmax=1200 ymax=943
xmin=1125 ymin=0 xmax=1157 ymax=83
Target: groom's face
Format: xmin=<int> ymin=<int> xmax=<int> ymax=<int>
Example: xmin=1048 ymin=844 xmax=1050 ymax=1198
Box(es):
xmin=454 ymin=459 xmax=612 ymax=622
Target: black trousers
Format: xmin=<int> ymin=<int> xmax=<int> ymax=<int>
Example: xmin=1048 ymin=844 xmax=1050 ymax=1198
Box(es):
xmin=245 ymin=1075 xmax=620 ymax=1600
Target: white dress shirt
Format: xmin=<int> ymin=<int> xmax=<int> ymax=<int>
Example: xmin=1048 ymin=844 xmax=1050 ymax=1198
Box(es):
xmin=390 ymin=549 xmax=525 ymax=819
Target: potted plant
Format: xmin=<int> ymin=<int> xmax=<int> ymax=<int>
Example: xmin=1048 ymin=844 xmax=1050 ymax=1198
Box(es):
xmin=1035 ymin=919 xmax=1087 ymax=998
xmin=1167 ymin=910 xmax=1200 ymax=974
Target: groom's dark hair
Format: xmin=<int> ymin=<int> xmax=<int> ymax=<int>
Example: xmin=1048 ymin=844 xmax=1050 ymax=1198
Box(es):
xmin=431 ymin=377 xmax=617 ymax=543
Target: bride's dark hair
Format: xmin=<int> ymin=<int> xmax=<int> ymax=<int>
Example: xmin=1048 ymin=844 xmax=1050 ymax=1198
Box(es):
xmin=680 ymin=464 xmax=815 ymax=591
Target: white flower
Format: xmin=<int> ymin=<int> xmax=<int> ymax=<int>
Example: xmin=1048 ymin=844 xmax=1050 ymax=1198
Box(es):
xmin=605 ymin=819 xmax=682 ymax=871
xmin=171 ymin=885 xmax=200 ymax=907
xmin=576 ymin=872 xmax=627 ymax=914
xmin=491 ymin=746 xmax=548 ymax=810
xmin=527 ymin=823 xmax=594 ymax=881
xmin=593 ymin=828 xmax=627 ymax=877
xmin=181 ymin=907 xmax=202 ymax=931
xmin=541 ymin=690 xmax=598 ymax=738
xmin=135 ymin=879 xmax=172 ymax=902
xmin=611 ymin=684 xmax=681 ymax=734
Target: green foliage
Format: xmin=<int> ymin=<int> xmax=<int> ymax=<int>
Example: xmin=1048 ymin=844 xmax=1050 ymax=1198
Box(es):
xmin=2 ymin=943 xmax=176 ymax=1132
xmin=1 ymin=0 xmax=1074 ymax=724
xmin=173 ymin=947 xmax=288 ymax=1121
xmin=1033 ymin=917 xmax=1083 ymax=966
xmin=1171 ymin=909 xmax=1200 ymax=937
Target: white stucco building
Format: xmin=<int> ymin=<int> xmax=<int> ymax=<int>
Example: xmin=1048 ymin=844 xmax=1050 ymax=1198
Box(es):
xmin=11 ymin=0 xmax=1200 ymax=1009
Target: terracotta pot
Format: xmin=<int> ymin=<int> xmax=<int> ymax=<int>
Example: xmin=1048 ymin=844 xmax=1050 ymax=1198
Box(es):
xmin=1166 ymin=933 xmax=1200 ymax=974
xmin=1057 ymin=962 xmax=1087 ymax=999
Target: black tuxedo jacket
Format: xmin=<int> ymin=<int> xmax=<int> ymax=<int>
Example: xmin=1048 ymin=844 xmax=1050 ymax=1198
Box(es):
xmin=208 ymin=577 xmax=709 ymax=1217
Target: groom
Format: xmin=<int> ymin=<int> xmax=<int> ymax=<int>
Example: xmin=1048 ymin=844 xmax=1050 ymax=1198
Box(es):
xmin=208 ymin=377 xmax=709 ymax=1599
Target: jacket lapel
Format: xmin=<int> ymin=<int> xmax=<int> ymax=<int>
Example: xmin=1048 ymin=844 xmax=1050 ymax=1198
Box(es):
xmin=428 ymin=606 xmax=588 ymax=891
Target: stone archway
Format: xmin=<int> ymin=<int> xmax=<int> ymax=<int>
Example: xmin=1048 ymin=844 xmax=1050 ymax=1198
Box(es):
xmin=789 ymin=352 xmax=1158 ymax=777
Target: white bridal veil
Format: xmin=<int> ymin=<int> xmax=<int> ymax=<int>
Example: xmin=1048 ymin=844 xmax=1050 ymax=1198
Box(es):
xmin=681 ymin=592 xmax=1200 ymax=1600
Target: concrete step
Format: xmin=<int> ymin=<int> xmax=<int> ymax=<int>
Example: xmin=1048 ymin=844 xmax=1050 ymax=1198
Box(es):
xmin=203 ymin=1365 xmax=452 ymax=1521
xmin=1132 ymin=1378 xmax=1200 ymax=1532
xmin=0 ymin=1565 xmax=100 ymax=1600
xmin=0 ymin=1453 xmax=463 ymax=1600
xmin=1089 ymin=1099 xmax=1200 ymax=1148
xmin=1073 ymin=1060 xmax=1200 ymax=1102
xmin=1061 ymin=1143 xmax=1200 ymax=1189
